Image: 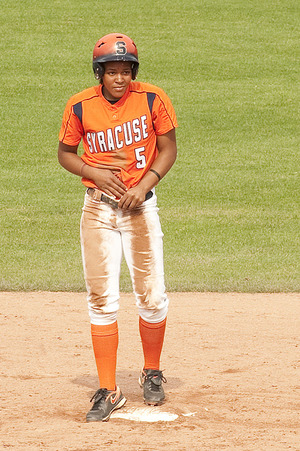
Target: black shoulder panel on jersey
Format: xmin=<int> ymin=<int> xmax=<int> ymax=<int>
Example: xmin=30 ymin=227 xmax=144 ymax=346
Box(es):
xmin=146 ymin=92 xmax=156 ymax=114
xmin=73 ymin=102 xmax=83 ymax=123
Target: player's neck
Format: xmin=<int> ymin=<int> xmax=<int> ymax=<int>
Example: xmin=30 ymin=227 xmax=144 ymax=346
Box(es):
xmin=101 ymin=86 xmax=121 ymax=104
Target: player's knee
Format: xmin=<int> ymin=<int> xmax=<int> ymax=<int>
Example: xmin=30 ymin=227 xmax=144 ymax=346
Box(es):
xmin=136 ymin=288 xmax=167 ymax=309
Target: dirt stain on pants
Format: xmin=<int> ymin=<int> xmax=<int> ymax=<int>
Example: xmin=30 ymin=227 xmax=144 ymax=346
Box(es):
xmin=80 ymin=191 xmax=168 ymax=324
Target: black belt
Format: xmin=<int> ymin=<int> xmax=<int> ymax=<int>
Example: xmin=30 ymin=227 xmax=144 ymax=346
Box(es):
xmin=87 ymin=188 xmax=153 ymax=208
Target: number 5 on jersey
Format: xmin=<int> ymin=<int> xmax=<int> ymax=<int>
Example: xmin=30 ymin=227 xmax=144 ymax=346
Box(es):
xmin=135 ymin=147 xmax=146 ymax=168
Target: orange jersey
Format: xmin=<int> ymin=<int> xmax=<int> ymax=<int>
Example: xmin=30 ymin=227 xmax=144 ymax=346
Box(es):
xmin=59 ymin=81 xmax=178 ymax=189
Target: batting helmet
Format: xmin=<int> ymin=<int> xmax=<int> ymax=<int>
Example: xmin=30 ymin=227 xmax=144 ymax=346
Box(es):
xmin=93 ymin=33 xmax=139 ymax=81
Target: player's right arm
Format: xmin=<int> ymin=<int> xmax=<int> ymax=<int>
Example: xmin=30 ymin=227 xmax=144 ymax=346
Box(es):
xmin=58 ymin=141 xmax=127 ymax=199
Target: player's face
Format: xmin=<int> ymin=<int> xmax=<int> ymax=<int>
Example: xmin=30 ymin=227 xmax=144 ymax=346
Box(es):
xmin=102 ymin=61 xmax=132 ymax=101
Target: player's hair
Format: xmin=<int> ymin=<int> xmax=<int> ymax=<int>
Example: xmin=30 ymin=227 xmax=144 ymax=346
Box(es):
xmin=93 ymin=33 xmax=139 ymax=83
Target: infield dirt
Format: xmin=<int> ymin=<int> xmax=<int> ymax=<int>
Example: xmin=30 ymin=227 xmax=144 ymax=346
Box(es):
xmin=1 ymin=292 xmax=299 ymax=450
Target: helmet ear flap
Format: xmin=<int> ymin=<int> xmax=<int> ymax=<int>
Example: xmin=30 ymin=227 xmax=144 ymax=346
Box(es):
xmin=94 ymin=63 xmax=105 ymax=82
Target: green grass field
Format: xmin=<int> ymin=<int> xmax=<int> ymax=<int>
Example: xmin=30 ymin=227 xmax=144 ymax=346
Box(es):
xmin=0 ymin=0 xmax=299 ymax=292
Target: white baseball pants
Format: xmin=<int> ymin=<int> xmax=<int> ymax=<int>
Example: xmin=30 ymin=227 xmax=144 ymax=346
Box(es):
xmin=80 ymin=189 xmax=169 ymax=325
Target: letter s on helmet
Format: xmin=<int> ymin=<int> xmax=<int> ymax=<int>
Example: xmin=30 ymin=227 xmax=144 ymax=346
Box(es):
xmin=93 ymin=33 xmax=139 ymax=81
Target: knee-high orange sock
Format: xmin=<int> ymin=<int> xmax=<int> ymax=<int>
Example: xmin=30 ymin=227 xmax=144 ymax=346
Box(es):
xmin=91 ymin=322 xmax=118 ymax=390
xmin=139 ymin=317 xmax=166 ymax=370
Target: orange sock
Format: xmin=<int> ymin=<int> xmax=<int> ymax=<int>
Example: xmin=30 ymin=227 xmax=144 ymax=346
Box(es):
xmin=139 ymin=317 xmax=166 ymax=370
xmin=91 ymin=322 xmax=118 ymax=391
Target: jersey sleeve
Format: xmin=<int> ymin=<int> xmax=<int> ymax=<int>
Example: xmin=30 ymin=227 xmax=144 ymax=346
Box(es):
xmin=151 ymin=88 xmax=178 ymax=135
xmin=59 ymin=97 xmax=84 ymax=146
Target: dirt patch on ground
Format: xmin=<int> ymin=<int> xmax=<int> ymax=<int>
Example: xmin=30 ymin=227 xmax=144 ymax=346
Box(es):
xmin=1 ymin=292 xmax=299 ymax=450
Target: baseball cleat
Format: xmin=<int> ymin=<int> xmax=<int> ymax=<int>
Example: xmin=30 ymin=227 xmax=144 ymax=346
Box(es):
xmin=139 ymin=369 xmax=167 ymax=405
xmin=86 ymin=386 xmax=126 ymax=422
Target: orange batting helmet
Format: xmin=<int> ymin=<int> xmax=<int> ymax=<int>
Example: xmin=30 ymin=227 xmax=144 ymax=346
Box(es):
xmin=93 ymin=33 xmax=139 ymax=80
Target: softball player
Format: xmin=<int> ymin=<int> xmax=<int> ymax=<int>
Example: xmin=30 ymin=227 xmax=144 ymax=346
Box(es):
xmin=58 ymin=33 xmax=177 ymax=422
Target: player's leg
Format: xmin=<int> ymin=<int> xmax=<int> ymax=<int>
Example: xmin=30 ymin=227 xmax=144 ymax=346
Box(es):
xmin=121 ymin=194 xmax=168 ymax=404
xmin=80 ymin=192 xmax=126 ymax=421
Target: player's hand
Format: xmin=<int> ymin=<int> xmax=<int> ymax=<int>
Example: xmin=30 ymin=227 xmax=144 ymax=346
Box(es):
xmin=118 ymin=186 xmax=148 ymax=210
xmin=92 ymin=168 xmax=127 ymax=199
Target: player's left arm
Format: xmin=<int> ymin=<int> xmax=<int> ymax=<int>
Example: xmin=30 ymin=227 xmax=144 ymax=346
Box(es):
xmin=118 ymin=128 xmax=177 ymax=210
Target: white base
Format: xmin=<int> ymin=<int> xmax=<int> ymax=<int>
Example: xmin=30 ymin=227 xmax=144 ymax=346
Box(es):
xmin=111 ymin=406 xmax=178 ymax=422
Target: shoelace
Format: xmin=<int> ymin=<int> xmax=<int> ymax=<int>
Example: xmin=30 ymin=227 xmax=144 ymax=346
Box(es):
xmin=90 ymin=388 xmax=109 ymax=403
xmin=145 ymin=371 xmax=167 ymax=385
